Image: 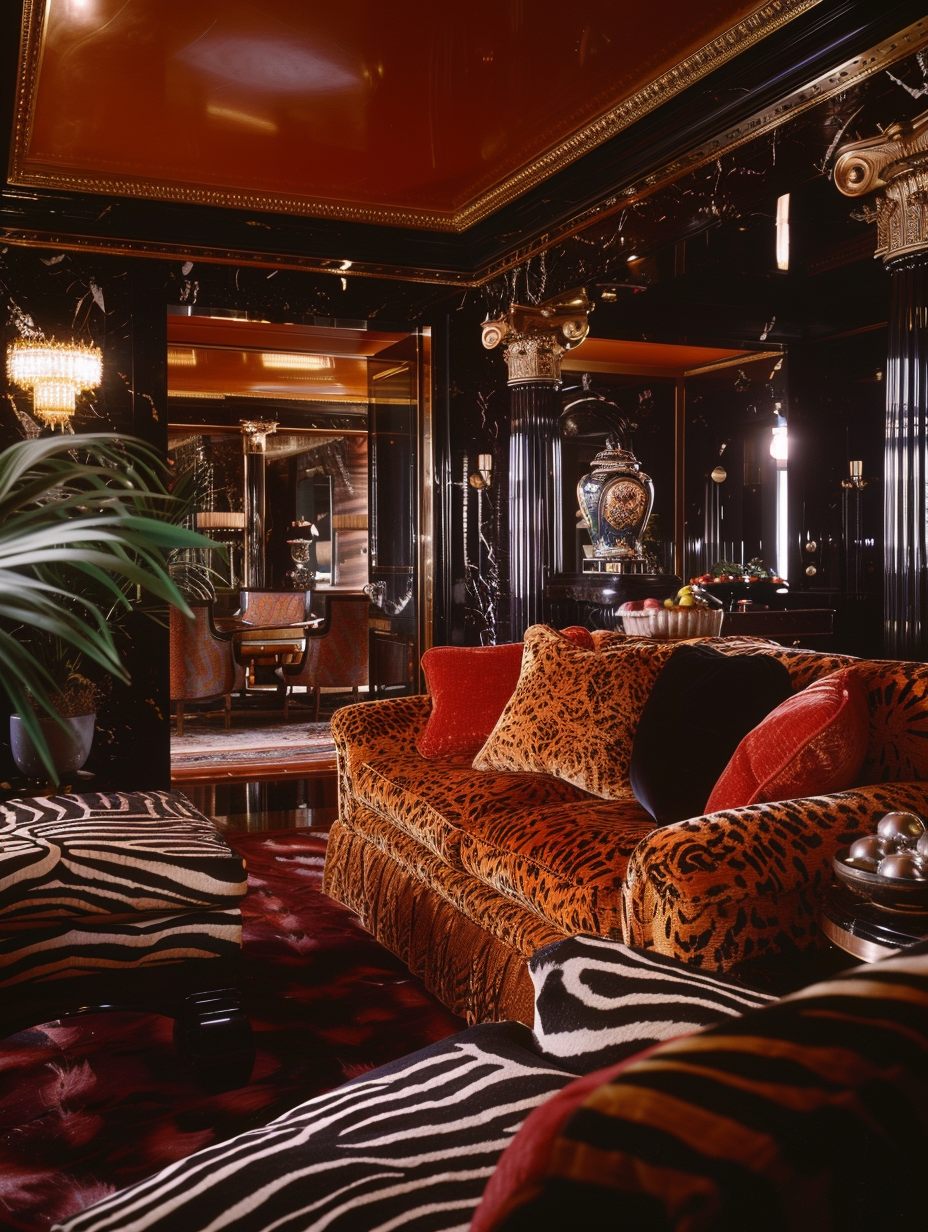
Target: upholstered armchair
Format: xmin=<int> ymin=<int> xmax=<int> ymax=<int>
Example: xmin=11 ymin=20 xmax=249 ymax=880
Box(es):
xmin=235 ymin=589 xmax=316 ymax=684
xmin=169 ymin=602 xmax=245 ymax=735
xmin=278 ymin=591 xmax=370 ymax=720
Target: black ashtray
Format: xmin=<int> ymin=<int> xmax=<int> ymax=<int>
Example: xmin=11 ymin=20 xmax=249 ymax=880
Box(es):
xmin=833 ymin=846 xmax=928 ymax=912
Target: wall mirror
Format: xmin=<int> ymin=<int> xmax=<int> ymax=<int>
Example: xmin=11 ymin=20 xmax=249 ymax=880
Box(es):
xmin=166 ymin=308 xmax=429 ymax=699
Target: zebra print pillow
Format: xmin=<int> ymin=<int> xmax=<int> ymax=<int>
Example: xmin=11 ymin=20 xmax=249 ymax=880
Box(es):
xmin=53 ymin=1022 xmax=576 ymax=1232
xmin=530 ymin=935 xmax=775 ymax=1074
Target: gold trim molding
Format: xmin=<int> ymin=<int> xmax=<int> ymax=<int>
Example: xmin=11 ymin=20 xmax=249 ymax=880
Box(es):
xmin=10 ymin=0 xmax=817 ymax=234
xmin=834 ymin=109 xmax=928 ymax=262
xmin=4 ymin=13 xmax=928 ymax=286
xmin=482 ymin=290 xmax=592 ymax=385
xmin=476 ymin=15 xmax=928 ymax=285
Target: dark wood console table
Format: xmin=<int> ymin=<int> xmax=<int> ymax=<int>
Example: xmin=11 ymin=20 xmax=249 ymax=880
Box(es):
xmin=546 ymin=572 xmax=683 ymax=630
xmin=721 ymin=608 xmax=834 ymax=642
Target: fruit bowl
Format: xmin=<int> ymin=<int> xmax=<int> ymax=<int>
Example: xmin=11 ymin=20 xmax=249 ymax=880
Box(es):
xmin=620 ymin=607 xmax=723 ymax=640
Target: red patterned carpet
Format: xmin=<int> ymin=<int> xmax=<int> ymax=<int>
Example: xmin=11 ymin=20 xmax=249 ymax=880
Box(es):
xmin=0 ymin=828 xmax=464 ymax=1232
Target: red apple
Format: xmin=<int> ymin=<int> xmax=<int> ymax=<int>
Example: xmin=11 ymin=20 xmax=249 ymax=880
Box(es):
xmin=642 ymin=598 xmax=663 ymax=609
xmin=618 ymin=600 xmax=645 ymax=612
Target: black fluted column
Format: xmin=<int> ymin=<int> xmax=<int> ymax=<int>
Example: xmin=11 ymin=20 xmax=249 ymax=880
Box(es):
xmin=834 ymin=114 xmax=928 ymax=659
xmin=884 ymin=253 xmax=928 ymax=658
xmin=480 ymin=291 xmax=592 ymax=644
xmin=509 ymin=384 xmax=563 ymax=639
xmin=241 ymin=420 xmax=278 ymax=588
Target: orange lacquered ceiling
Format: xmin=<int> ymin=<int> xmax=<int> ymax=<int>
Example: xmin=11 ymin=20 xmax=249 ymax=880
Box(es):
xmin=166 ymin=316 xmax=408 ymax=401
xmin=17 ymin=0 xmax=774 ymax=229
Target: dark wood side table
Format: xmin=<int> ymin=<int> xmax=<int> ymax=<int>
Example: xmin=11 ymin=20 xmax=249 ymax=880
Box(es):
xmin=821 ymin=881 xmax=928 ymax=962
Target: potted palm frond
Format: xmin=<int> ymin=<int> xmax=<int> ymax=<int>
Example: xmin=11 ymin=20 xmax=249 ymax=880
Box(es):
xmin=0 ymin=431 xmax=215 ymax=783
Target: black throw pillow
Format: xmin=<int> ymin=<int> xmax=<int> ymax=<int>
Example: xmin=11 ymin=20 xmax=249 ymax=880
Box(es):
xmin=629 ymin=643 xmax=793 ymax=826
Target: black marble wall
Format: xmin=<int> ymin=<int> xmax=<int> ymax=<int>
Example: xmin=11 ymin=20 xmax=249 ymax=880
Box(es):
xmin=0 ymin=245 xmax=169 ymax=789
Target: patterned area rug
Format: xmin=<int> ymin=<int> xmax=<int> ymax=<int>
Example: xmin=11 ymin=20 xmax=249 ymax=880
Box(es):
xmin=0 ymin=828 xmax=463 ymax=1232
xmin=170 ymin=722 xmax=335 ymax=772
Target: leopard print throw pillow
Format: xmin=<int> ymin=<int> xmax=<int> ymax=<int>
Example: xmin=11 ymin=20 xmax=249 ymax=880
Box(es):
xmin=472 ymin=625 xmax=677 ymax=799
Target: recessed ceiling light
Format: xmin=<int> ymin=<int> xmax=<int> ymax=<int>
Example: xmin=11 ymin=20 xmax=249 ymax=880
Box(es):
xmin=260 ymin=353 xmax=334 ymax=371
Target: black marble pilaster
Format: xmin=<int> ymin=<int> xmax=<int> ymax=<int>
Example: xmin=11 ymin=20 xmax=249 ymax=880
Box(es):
xmin=509 ymin=383 xmax=562 ymax=639
xmin=884 ymin=252 xmax=928 ymax=658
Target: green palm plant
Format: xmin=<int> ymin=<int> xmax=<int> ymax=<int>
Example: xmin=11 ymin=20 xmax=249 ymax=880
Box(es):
xmin=0 ymin=431 xmax=215 ymax=780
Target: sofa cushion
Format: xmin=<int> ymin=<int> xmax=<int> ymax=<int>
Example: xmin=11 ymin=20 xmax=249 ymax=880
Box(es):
xmin=459 ymin=797 xmax=657 ymax=936
xmin=0 ymin=790 xmax=245 ymax=922
xmin=706 ymin=665 xmax=869 ymax=812
xmin=528 ymin=934 xmax=774 ymax=1075
xmin=473 ymin=626 xmax=678 ymax=799
xmin=629 ymin=644 xmax=793 ymax=825
xmin=353 ymin=753 xmax=594 ymax=868
xmin=472 ymin=944 xmax=928 ymax=1232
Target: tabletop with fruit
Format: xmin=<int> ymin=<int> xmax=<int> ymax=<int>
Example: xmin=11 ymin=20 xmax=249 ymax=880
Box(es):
xmin=617 ymin=558 xmax=788 ymax=639
xmin=619 ymin=583 xmax=724 ymax=639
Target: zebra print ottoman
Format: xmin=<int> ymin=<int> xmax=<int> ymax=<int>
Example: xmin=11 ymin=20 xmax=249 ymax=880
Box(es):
xmin=0 ymin=789 xmax=246 ymax=983
xmin=0 ymin=789 xmax=252 ymax=1089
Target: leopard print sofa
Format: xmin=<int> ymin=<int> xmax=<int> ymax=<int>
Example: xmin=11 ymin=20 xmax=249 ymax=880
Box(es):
xmin=324 ymin=632 xmax=928 ymax=1024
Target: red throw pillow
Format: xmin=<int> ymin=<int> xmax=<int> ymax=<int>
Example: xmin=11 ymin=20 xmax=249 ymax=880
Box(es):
xmin=705 ymin=666 xmax=869 ymax=812
xmin=416 ymin=628 xmax=595 ymax=762
xmin=417 ymin=643 xmax=525 ymax=761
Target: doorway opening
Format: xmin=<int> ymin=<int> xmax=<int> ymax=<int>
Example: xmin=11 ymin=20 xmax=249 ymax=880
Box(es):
xmin=166 ymin=308 xmax=429 ymax=737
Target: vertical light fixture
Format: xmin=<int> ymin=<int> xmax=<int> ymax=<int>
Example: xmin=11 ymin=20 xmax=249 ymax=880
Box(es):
xmin=771 ymin=417 xmax=789 ymax=580
xmin=6 ymin=338 xmax=103 ymax=430
xmin=776 ymin=194 xmax=790 ymax=271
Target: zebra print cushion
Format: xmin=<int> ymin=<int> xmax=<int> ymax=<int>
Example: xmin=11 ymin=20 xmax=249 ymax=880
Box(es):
xmin=0 ymin=906 xmax=242 ymax=986
xmin=0 ymin=791 xmax=246 ymax=921
xmin=483 ymin=944 xmax=928 ymax=1232
xmin=530 ymin=935 xmax=775 ymax=1074
xmin=53 ymin=1022 xmax=576 ymax=1232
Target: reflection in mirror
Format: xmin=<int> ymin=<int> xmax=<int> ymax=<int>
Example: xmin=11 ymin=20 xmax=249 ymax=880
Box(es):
xmin=165 ymin=310 xmax=426 ymax=702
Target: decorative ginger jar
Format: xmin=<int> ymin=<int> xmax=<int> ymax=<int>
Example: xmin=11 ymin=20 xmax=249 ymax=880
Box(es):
xmin=577 ymin=441 xmax=654 ymax=563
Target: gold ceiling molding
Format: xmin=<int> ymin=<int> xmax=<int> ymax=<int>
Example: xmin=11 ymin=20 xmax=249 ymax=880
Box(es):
xmin=5 ymin=13 xmax=928 ymax=286
xmin=475 ymin=14 xmax=928 ymax=286
xmin=453 ymin=0 xmax=821 ymax=230
xmin=10 ymin=0 xmax=817 ymax=234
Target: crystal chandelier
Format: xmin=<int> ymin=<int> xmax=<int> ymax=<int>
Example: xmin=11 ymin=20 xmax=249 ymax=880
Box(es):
xmin=6 ymin=338 xmax=103 ymax=430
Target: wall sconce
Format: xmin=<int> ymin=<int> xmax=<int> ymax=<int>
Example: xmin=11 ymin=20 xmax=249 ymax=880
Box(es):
xmin=6 ymin=338 xmax=102 ymax=430
xmin=776 ymin=193 xmax=790 ymax=270
xmin=469 ymin=453 xmax=493 ymax=490
xmin=769 ymin=422 xmax=789 ymax=462
xmin=841 ymin=460 xmax=867 ymax=490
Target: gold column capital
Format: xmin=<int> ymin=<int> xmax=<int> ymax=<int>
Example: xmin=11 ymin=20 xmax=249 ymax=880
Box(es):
xmin=834 ymin=109 xmax=928 ymax=262
xmin=240 ymin=419 xmax=278 ymax=453
xmin=481 ymin=288 xmax=592 ymax=385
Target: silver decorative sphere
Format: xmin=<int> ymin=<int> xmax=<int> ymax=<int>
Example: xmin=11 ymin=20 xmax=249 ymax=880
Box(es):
xmin=849 ymin=836 xmax=888 ymax=862
xmin=876 ymin=812 xmax=926 ymax=847
xmin=878 ymin=853 xmax=926 ymax=880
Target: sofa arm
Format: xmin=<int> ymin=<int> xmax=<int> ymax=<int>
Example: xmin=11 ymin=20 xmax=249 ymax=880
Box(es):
xmin=330 ymin=695 xmax=432 ymax=779
xmin=623 ymin=780 xmax=928 ymax=972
